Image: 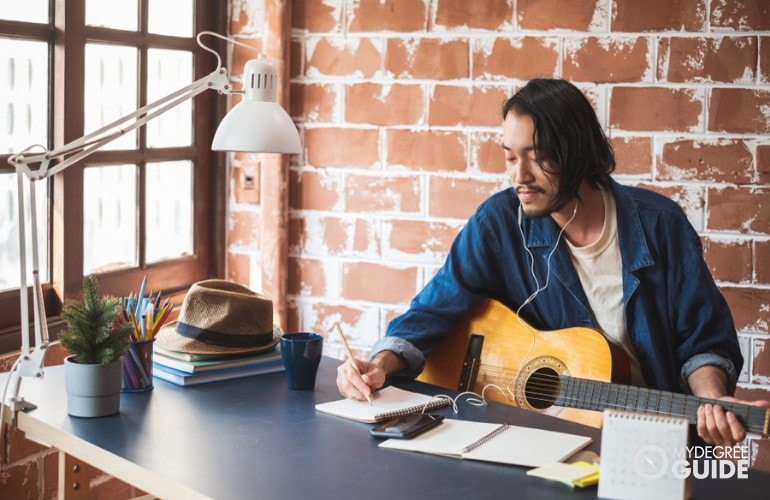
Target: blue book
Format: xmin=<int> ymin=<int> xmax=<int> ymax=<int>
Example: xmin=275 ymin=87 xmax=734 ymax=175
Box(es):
xmin=154 ymin=347 xmax=283 ymax=373
xmin=152 ymin=359 xmax=284 ymax=387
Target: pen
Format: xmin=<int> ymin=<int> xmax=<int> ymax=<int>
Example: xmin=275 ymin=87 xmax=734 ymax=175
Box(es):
xmin=334 ymin=322 xmax=373 ymax=405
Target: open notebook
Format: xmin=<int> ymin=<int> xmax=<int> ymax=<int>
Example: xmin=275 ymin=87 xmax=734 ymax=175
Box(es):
xmin=315 ymin=386 xmax=452 ymax=423
xmin=379 ymin=419 xmax=593 ymax=468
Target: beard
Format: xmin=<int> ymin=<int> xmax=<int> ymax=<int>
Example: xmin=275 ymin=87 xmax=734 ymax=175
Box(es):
xmin=517 ymin=187 xmax=569 ymax=219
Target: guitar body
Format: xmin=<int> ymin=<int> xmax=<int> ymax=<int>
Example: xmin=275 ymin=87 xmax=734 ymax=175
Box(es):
xmin=417 ymin=299 xmax=630 ymax=428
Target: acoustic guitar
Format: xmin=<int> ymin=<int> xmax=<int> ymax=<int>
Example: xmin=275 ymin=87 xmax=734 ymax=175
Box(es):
xmin=417 ymin=299 xmax=769 ymax=434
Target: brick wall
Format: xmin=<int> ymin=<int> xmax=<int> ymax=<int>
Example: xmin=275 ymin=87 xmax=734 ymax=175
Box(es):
xmin=228 ymin=0 xmax=770 ymax=466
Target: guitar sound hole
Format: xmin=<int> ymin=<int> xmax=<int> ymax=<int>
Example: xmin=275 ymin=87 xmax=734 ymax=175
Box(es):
xmin=524 ymin=368 xmax=559 ymax=410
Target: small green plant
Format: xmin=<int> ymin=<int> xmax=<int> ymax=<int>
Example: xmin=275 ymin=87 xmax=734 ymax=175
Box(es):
xmin=58 ymin=275 xmax=132 ymax=365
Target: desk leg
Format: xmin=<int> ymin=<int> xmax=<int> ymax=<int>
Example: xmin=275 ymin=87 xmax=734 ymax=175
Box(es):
xmin=58 ymin=451 xmax=91 ymax=499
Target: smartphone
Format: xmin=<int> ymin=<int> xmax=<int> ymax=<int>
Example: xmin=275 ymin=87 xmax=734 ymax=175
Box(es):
xmin=370 ymin=413 xmax=445 ymax=439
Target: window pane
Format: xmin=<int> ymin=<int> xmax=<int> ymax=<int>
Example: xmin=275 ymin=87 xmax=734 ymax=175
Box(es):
xmin=0 ymin=39 xmax=48 ymax=155
xmin=83 ymin=164 xmax=137 ymax=273
xmin=0 ymin=1 xmax=48 ymax=23
xmin=84 ymin=44 xmax=137 ymax=150
xmin=86 ymin=0 xmax=137 ymax=31
xmin=145 ymin=161 xmax=193 ymax=263
xmin=148 ymin=0 xmax=193 ymax=37
xmin=0 ymin=173 xmax=48 ymax=291
xmin=146 ymin=49 xmax=192 ymax=148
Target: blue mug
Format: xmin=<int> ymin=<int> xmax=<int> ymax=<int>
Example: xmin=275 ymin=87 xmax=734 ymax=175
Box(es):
xmin=280 ymin=333 xmax=324 ymax=390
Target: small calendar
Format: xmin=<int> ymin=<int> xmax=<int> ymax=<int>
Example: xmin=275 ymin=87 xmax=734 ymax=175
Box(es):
xmin=598 ymin=409 xmax=690 ymax=500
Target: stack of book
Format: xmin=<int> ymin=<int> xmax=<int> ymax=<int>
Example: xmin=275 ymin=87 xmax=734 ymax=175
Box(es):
xmin=152 ymin=346 xmax=284 ymax=387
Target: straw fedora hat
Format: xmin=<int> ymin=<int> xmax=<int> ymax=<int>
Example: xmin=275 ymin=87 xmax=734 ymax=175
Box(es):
xmin=156 ymin=279 xmax=280 ymax=355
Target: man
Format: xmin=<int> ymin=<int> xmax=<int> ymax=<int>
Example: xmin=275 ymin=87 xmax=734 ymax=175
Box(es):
xmin=337 ymin=79 xmax=768 ymax=446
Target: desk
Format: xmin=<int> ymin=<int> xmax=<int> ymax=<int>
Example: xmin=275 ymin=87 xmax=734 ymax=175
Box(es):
xmin=3 ymin=357 xmax=769 ymax=499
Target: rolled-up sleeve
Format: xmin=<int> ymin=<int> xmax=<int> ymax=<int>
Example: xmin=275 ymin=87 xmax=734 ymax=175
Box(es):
xmin=369 ymin=336 xmax=426 ymax=378
xmin=680 ymin=352 xmax=739 ymax=395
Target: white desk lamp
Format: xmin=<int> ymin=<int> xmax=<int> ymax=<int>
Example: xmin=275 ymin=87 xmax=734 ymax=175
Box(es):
xmin=3 ymin=31 xmax=300 ymax=422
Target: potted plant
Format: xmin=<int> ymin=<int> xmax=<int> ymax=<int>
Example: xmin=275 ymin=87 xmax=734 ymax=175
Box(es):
xmin=58 ymin=275 xmax=132 ymax=417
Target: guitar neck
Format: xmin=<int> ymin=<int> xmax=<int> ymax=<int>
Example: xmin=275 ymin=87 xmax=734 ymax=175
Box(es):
xmin=555 ymin=375 xmax=769 ymax=435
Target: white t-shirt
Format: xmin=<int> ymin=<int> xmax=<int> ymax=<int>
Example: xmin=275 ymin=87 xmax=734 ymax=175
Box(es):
xmin=566 ymin=188 xmax=645 ymax=387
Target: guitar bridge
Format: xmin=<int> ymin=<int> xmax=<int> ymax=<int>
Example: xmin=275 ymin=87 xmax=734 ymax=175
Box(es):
xmin=458 ymin=334 xmax=484 ymax=392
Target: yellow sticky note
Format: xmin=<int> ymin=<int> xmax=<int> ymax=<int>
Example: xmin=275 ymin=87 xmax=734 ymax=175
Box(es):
xmin=527 ymin=462 xmax=598 ymax=487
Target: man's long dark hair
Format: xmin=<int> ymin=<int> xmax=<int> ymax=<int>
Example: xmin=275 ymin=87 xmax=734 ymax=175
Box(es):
xmin=502 ymin=79 xmax=615 ymax=210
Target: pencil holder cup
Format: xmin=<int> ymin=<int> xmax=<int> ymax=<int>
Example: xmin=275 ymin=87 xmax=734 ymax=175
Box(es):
xmin=122 ymin=339 xmax=155 ymax=392
xmin=280 ymin=333 xmax=323 ymax=390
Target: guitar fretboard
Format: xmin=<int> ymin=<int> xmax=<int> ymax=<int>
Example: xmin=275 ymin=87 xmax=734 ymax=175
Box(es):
xmin=553 ymin=375 xmax=769 ymax=435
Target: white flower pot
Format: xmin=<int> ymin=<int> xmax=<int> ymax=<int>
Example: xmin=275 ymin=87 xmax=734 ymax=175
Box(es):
xmin=64 ymin=355 xmax=123 ymax=417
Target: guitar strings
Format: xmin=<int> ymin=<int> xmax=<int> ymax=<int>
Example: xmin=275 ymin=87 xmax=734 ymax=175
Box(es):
xmin=448 ymin=365 xmax=760 ymax=425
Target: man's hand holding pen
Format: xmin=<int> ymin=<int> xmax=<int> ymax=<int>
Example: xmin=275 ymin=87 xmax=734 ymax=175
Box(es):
xmin=336 ymin=350 xmax=408 ymax=402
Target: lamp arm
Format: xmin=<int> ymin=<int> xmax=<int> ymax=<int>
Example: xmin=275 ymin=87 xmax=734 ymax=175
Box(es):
xmin=8 ymin=67 xmax=231 ymax=180
xmin=5 ymin=64 xmax=231 ymax=423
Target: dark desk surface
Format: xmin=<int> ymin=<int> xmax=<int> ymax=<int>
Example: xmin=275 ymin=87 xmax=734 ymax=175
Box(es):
xmin=6 ymin=357 xmax=770 ymax=499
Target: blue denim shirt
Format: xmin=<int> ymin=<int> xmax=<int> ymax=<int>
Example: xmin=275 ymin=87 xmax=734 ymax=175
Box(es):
xmin=372 ymin=179 xmax=741 ymax=394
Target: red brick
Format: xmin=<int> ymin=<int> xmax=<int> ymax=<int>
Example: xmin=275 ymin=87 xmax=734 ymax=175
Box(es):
xmin=316 ymin=217 xmax=379 ymax=256
xmin=341 ymin=262 xmax=417 ymax=303
xmin=292 ymin=0 xmax=342 ymax=32
xmin=709 ymin=88 xmax=770 ymax=134
xmin=759 ymin=145 xmax=770 ymax=177
xmin=289 ymin=257 xmax=326 ymax=296
xmin=290 ymin=83 xmax=336 ymax=122
xmin=385 ymin=219 xmax=462 ymax=257
xmin=563 ymin=37 xmax=651 ymax=83
xmin=227 ymin=252 xmax=252 ymax=284
xmin=230 ymin=4 xmax=257 ymax=36
xmin=306 ymin=38 xmax=381 ymax=78
xmin=304 ymin=128 xmax=379 ymax=167
xmin=610 ymin=136 xmax=652 ymax=176
xmin=289 ymin=216 xmax=307 ymax=254
xmin=703 ymin=238 xmax=752 ymax=283
xmin=303 ymin=302 xmax=381 ymax=350
xmin=429 ymin=86 xmax=509 ymax=127
xmin=289 ymin=170 xmax=341 ymax=211
xmin=387 ymin=129 xmax=467 ymax=172
xmin=472 ymin=37 xmax=559 ymax=80
xmin=345 ymin=83 xmax=425 ymax=126
xmin=229 ymin=210 xmax=260 ymax=248
xmin=658 ymin=37 xmax=757 ymax=84
xmin=755 ymin=240 xmax=770 ymax=285
xmin=610 ymin=87 xmax=703 ymax=132
xmin=232 ymin=39 xmax=263 ymax=79
xmin=517 ymin=0 xmax=606 ymax=31
xmin=761 ymin=37 xmax=770 ymax=83
xmin=0 ymin=459 xmax=39 ymax=498
xmin=613 ymin=0 xmax=706 ymax=32
xmin=710 ymin=0 xmax=770 ymax=31
xmin=722 ymin=286 xmax=770 ymax=332
xmin=749 ymin=438 xmax=770 ymax=473
xmin=348 ymin=0 xmax=427 ymax=32
xmin=471 ymin=132 xmax=506 ymax=174
xmin=708 ymin=187 xmax=770 ymax=234
xmin=658 ymin=139 xmax=753 ymax=184
xmin=752 ymin=338 xmax=770 ymax=384
xmin=386 ymin=38 xmax=469 ymax=80
xmin=286 ymin=301 xmax=300 ymax=334
xmin=432 ymin=0 xmax=513 ymax=31
xmin=734 ymin=386 xmax=770 ymax=403
xmin=428 ymin=176 xmax=503 ymax=219
xmin=345 ymin=174 xmax=421 ymax=213
xmin=232 ymin=162 xmax=260 ymax=205
xmin=637 ymin=183 xmax=705 ymax=220
xmin=291 ymin=38 xmax=303 ymax=79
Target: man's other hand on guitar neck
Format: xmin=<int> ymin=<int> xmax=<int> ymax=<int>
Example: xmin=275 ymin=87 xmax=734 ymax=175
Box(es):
xmin=690 ymin=365 xmax=770 ymax=446
xmin=336 ymin=351 xmax=406 ymax=402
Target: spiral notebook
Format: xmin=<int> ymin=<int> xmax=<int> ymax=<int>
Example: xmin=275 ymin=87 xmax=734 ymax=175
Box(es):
xmin=379 ymin=419 xmax=593 ymax=467
xmin=315 ymin=386 xmax=452 ymax=423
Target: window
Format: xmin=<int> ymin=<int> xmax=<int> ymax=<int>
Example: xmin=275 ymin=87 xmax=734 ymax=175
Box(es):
xmin=0 ymin=0 xmax=226 ymax=354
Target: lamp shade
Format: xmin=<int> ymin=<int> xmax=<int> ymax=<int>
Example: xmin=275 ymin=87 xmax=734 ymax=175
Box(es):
xmin=212 ymin=56 xmax=301 ymax=154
